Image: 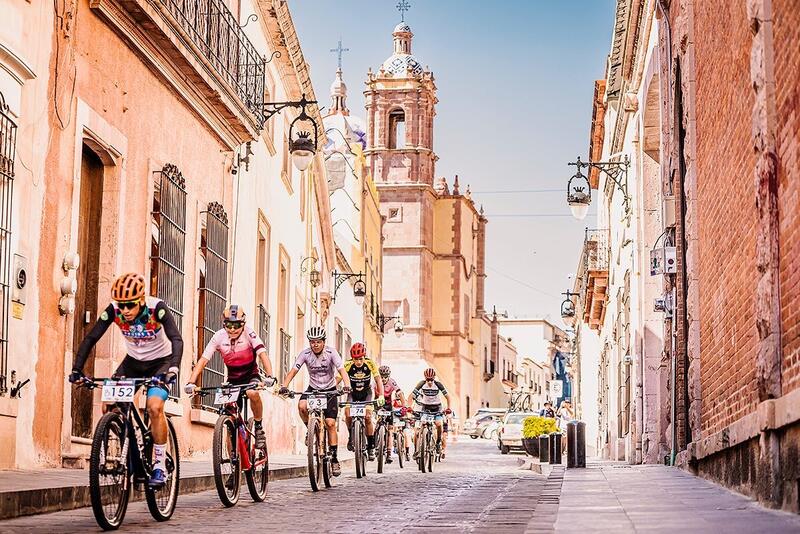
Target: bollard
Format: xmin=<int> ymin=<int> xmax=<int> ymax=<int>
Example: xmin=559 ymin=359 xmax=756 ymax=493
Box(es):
xmin=566 ymin=421 xmax=577 ymax=468
xmin=538 ymin=434 xmax=549 ymax=463
xmin=549 ymin=432 xmax=562 ymax=464
xmin=575 ymin=421 xmax=586 ymax=468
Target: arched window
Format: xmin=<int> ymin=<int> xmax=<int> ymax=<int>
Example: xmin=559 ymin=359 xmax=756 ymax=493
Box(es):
xmin=388 ymin=109 xmax=405 ymax=149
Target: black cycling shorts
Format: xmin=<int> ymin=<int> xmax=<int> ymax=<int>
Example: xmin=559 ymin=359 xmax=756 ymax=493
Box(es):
xmin=347 ymin=388 xmax=374 ymax=404
xmin=300 ymin=387 xmax=339 ymax=420
xmin=113 ymin=355 xmax=172 ymax=393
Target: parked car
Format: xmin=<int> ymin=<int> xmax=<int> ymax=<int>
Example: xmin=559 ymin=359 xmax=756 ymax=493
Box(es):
xmin=498 ymin=412 xmax=537 ymax=454
xmin=462 ymin=408 xmax=506 ymax=439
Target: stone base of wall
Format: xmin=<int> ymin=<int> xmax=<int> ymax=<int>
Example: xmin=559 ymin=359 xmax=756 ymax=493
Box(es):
xmin=687 ymin=421 xmax=800 ymax=513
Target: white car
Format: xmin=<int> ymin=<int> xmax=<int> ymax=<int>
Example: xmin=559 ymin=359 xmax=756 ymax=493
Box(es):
xmin=498 ymin=412 xmax=537 ymax=454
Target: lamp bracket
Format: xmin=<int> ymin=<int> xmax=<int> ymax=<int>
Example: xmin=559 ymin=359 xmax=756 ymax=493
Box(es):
xmin=262 ymin=94 xmax=317 ymax=123
xmin=569 ymin=155 xmax=631 ymax=216
xmin=377 ymin=313 xmax=400 ymax=331
xmin=332 ymin=270 xmax=364 ymax=302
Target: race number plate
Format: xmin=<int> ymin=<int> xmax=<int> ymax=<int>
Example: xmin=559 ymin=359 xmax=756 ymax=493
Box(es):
xmin=351 ymin=405 xmax=367 ymax=417
xmin=214 ymin=387 xmax=241 ymax=405
xmin=102 ymin=380 xmax=136 ymax=403
xmin=307 ymin=396 xmax=327 ymax=410
xmin=421 ymin=413 xmax=436 ymax=423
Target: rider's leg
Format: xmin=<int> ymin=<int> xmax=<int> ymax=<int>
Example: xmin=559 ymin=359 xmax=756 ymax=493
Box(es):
xmin=146 ymin=390 xmax=168 ymax=474
xmin=435 ymin=419 xmax=443 ymax=446
xmin=325 ymin=417 xmax=338 ymax=451
xmin=298 ymin=400 xmax=309 ymax=425
xmin=246 ymin=389 xmax=263 ymax=421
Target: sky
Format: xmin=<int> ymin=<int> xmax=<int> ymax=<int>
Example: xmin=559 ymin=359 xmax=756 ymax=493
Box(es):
xmin=291 ymin=0 xmax=616 ymax=321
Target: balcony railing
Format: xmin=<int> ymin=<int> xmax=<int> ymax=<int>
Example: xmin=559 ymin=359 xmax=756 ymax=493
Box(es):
xmin=279 ymin=329 xmax=291 ymax=381
xmin=160 ymin=0 xmax=266 ymax=125
xmin=578 ymin=229 xmax=610 ymax=330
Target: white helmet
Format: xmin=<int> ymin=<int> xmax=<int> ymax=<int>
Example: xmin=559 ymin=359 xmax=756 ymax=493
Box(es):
xmin=307 ymin=326 xmax=326 ymax=341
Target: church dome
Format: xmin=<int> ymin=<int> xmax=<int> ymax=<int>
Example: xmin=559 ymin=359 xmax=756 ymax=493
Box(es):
xmin=382 ymin=53 xmax=423 ymax=77
xmin=394 ymin=22 xmax=412 ymax=33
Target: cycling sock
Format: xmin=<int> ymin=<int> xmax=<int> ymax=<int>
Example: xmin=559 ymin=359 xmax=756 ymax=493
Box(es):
xmin=329 ymin=445 xmax=338 ymax=460
xmin=367 ymin=435 xmax=375 ymax=448
xmin=153 ymin=443 xmax=166 ymax=470
xmin=254 ymin=419 xmax=263 ymax=427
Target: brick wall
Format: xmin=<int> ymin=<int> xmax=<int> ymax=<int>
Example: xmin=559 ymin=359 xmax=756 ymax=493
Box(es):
xmin=693 ymin=0 xmax=759 ymax=435
xmin=773 ymin=0 xmax=800 ymax=394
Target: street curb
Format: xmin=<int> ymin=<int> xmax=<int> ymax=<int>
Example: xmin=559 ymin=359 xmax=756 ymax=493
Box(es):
xmin=0 ymin=459 xmax=353 ymax=521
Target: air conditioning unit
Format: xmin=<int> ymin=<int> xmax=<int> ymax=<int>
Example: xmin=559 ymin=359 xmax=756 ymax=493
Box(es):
xmin=650 ymin=246 xmax=677 ymax=275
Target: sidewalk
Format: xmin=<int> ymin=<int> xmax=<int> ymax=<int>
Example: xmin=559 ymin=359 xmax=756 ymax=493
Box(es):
xmin=553 ymin=461 xmax=800 ymax=533
xmin=0 ymin=452 xmax=354 ymax=520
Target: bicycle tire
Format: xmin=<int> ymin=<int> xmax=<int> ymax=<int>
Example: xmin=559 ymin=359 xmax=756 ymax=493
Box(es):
xmin=353 ymin=418 xmax=364 ymax=479
xmin=396 ymin=431 xmax=405 ymax=469
xmin=322 ymin=420 xmax=333 ymax=488
xmin=376 ymin=425 xmax=385 ymax=474
xmin=307 ymin=417 xmax=321 ymax=492
xmin=145 ymin=417 xmax=180 ymax=521
xmin=211 ymin=416 xmax=240 ymax=507
xmin=418 ymin=427 xmax=427 ymax=473
xmin=426 ymin=429 xmax=435 ymax=473
xmin=89 ymin=412 xmax=130 ymax=531
xmin=245 ymin=417 xmax=269 ymax=502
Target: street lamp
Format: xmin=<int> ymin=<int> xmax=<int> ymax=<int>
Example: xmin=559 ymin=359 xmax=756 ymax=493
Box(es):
xmin=378 ymin=313 xmax=404 ymax=337
xmin=300 ymin=256 xmax=321 ymax=288
xmin=263 ymin=94 xmax=319 ymax=171
xmin=332 ymin=270 xmax=366 ymax=304
xmin=566 ymin=155 xmax=631 ymax=220
xmin=560 ymin=290 xmax=579 ymax=328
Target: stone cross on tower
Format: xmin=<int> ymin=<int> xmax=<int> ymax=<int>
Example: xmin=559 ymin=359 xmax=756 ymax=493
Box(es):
xmin=396 ymin=0 xmax=410 ymax=21
xmin=330 ymin=38 xmax=349 ymax=70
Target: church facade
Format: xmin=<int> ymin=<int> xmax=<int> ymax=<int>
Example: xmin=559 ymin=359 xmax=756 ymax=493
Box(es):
xmin=365 ymin=21 xmax=491 ymax=419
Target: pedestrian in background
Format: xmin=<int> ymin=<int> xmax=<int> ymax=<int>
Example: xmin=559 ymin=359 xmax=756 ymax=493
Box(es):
xmin=540 ymin=401 xmax=555 ymax=418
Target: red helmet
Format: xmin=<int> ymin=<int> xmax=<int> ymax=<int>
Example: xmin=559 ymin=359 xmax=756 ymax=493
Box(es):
xmin=350 ymin=342 xmax=366 ymax=359
xmin=424 ymin=368 xmax=436 ymax=380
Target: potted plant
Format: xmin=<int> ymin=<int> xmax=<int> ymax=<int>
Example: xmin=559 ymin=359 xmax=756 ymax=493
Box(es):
xmin=522 ymin=416 xmax=558 ymax=457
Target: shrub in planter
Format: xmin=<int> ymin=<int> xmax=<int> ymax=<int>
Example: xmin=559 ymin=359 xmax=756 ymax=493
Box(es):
xmin=522 ymin=416 xmax=558 ymax=457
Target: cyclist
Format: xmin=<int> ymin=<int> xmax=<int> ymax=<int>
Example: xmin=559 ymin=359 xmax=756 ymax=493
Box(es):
xmin=410 ymin=368 xmax=451 ymax=460
xmin=183 ymin=305 xmax=275 ymax=449
xmin=378 ymin=365 xmax=403 ymax=463
xmin=68 ymin=273 xmax=183 ymax=488
xmin=441 ymin=409 xmax=455 ymax=459
xmin=338 ymin=343 xmax=384 ymax=461
xmin=278 ymin=326 xmax=351 ymax=476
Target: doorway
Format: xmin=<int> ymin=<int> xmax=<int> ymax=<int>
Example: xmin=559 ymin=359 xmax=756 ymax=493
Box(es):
xmin=70 ymin=145 xmax=105 ymax=438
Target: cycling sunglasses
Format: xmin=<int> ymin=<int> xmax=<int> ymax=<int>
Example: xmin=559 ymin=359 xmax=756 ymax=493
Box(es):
xmin=117 ymin=301 xmax=140 ymax=310
xmin=223 ymin=320 xmax=245 ymax=329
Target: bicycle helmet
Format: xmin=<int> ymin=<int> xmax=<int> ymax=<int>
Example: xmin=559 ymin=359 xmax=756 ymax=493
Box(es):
xmin=111 ymin=273 xmax=146 ymax=302
xmin=424 ymin=368 xmax=436 ymax=380
xmin=222 ymin=304 xmax=246 ymax=323
xmin=307 ymin=325 xmax=326 ymax=341
xmin=350 ymin=342 xmax=366 ymax=359
xmin=379 ymin=365 xmax=391 ymax=378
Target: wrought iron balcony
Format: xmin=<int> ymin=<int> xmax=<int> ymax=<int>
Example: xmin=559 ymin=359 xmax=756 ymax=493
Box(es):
xmin=91 ymin=0 xmax=267 ymax=141
xmin=279 ymin=329 xmax=291 ymax=381
xmin=577 ymin=229 xmax=610 ymax=330
xmin=257 ymin=305 xmax=270 ymax=352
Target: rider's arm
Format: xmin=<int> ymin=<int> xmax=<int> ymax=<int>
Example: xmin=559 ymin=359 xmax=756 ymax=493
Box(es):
xmin=281 ymin=367 xmax=298 ymax=388
xmin=186 ymin=331 xmax=220 ymax=384
xmin=338 ymin=366 xmax=351 ymax=389
xmin=257 ymin=349 xmax=273 ymax=378
xmin=156 ymin=301 xmax=183 ymax=370
xmin=373 ymin=363 xmax=384 ymax=398
xmin=73 ymin=304 xmax=115 ymax=372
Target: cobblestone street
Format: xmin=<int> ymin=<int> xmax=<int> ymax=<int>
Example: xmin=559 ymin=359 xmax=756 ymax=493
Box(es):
xmin=0 ymin=439 xmax=547 ymax=533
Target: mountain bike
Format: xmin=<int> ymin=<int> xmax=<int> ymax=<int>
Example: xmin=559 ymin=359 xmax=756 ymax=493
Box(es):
xmin=75 ymin=377 xmax=179 ymax=530
xmin=414 ymin=409 xmax=443 ymax=474
xmin=374 ymin=406 xmax=405 ymax=472
xmin=285 ymin=389 xmax=341 ymax=491
xmin=341 ymin=400 xmax=378 ymax=478
xmin=193 ymin=381 xmax=270 ymax=507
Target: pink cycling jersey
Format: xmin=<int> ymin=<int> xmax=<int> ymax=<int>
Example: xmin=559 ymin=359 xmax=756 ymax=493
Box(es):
xmin=201 ymin=326 xmax=266 ymax=382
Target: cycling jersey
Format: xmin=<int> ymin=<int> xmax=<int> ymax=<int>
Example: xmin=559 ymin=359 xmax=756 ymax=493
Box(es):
xmin=412 ymin=379 xmax=448 ymax=406
xmin=381 ymin=377 xmax=401 ymax=404
xmin=344 ymin=358 xmax=379 ymax=393
xmin=74 ymin=296 xmax=183 ymax=371
xmin=293 ymin=346 xmax=343 ymax=390
xmin=201 ymin=325 xmax=266 ymax=383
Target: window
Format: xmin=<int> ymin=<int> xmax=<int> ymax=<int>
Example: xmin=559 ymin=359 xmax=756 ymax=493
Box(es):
xmin=198 ymin=202 xmax=229 ymax=408
xmin=336 ymin=322 xmax=344 ymax=355
xmin=387 ymin=206 xmax=402 ymax=222
xmin=388 ymin=109 xmax=405 ymax=149
xmin=150 ymin=164 xmax=187 ymax=400
xmin=0 ymin=96 xmax=16 ymax=396
xmin=345 ymin=332 xmax=352 ymax=357
xmin=255 ymin=214 xmax=271 ymax=351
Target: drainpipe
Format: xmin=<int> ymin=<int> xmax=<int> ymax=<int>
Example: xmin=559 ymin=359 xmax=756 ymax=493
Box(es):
xmin=670 ymin=286 xmax=677 ymax=466
xmin=635 ymin=336 xmax=644 ymax=463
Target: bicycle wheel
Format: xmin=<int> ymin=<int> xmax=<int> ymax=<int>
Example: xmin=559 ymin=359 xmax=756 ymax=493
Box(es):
xmin=245 ymin=417 xmax=269 ymax=502
xmin=145 ymin=417 xmax=180 ymax=521
xmin=426 ymin=430 xmax=435 ymax=473
xmin=376 ymin=425 xmax=385 ymax=474
xmin=322 ymin=421 xmax=333 ymax=488
xmin=417 ymin=427 xmax=427 ymax=473
xmin=353 ymin=418 xmax=364 ymax=479
xmin=211 ymin=415 xmax=240 ymax=507
xmin=396 ymin=431 xmax=405 ymax=469
xmin=307 ymin=417 xmax=321 ymax=492
xmin=89 ymin=412 xmax=130 ymax=531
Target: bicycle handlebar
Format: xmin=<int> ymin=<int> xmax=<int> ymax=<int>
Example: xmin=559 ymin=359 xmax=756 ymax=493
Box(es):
xmin=193 ymin=382 xmax=269 ymax=396
xmin=282 ymin=389 xmax=344 ymax=399
xmin=75 ymin=376 xmax=172 ymax=390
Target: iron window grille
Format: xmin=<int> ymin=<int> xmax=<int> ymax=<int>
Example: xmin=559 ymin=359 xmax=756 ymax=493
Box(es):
xmin=256 ymin=304 xmax=270 ymax=354
xmin=150 ymin=164 xmax=187 ymax=400
xmin=198 ymin=202 xmax=229 ymax=409
xmin=0 ymin=94 xmax=15 ymax=397
xmin=159 ymin=0 xmax=266 ymax=125
xmin=279 ymin=329 xmax=291 ymax=381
